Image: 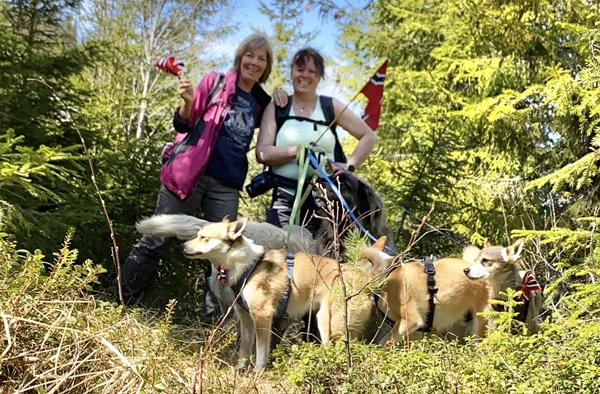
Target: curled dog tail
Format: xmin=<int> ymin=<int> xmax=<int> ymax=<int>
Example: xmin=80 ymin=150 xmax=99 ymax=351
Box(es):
xmin=135 ymin=214 xmax=208 ymax=240
xmin=462 ymin=245 xmax=480 ymax=264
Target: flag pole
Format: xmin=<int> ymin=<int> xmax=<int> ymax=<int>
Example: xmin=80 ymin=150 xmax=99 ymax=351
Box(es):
xmin=314 ymin=89 xmax=363 ymax=144
xmin=314 ymin=59 xmax=387 ymax=144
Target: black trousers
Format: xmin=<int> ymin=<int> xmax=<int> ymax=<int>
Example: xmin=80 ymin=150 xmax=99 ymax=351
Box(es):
xmin=110 ymin=175 xmax=238 ymax=313
xmin=265 ymin=187 xmax=321 ymax=235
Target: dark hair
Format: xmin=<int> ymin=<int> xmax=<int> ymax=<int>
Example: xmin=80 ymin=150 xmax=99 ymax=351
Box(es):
xmin=291 ymin=47 xmax=325 ymax=79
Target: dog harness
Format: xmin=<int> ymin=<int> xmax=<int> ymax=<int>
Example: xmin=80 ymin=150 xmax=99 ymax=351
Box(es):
xmin=230 ymin=251 xmax=295 ymax=321
xmin=420 ymin=256 xmax=438 ymax=332
xmin=375 ymin=256 xmax=439 ymax=333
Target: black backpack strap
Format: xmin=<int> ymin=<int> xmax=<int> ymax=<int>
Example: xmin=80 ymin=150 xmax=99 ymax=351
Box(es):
xmin=206 ymin=73 xmax=226 ymax=108
xmin=275 ymin=95 xmax=293 ymax=133
xmin=276 ymin=95 xmax=331 ymax=133
xmin=192 ymin=73 xmax=225 ymax=129
xmin=275 ymin=95 xmax=346 ymax=163
xmin=320 ymin=96 xmax=336 ymax=132
xmin=320 ymin=96 xmax=347 ymax=163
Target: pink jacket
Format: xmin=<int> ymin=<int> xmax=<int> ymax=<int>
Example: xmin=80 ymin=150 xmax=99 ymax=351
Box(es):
xmin=160 ymin=71 xmax=270 ymax=200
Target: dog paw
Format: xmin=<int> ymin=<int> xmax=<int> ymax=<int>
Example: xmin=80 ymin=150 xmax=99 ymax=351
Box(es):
xmin=254 ymin=363 xmax=267 ymax=372
xmin=236 ymin=359 xmax=250 ymax=370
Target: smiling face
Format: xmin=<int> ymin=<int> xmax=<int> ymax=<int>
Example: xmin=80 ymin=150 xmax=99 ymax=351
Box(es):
xmin=238 ymin=47 xmax=268 ymax=88
xmin=291 ymin=55 xmax=322 ymax=95
xmin=233 ymin=34 xmax=272 ymax=85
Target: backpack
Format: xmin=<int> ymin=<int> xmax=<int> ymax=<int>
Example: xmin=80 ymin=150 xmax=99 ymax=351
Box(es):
xmin=275 ymin=95 xmax=347 ymax=163
xmin=162 ymin=73 xmax=226 ymax=163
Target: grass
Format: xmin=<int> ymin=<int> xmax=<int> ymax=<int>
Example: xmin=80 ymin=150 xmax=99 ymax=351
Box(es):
xmin=2 ymin=232 xmax=600 ymax=394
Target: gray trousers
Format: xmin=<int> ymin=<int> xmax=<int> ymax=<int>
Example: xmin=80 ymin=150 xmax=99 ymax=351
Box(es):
xmin=114 ymin=174 xmax=239 ymax=310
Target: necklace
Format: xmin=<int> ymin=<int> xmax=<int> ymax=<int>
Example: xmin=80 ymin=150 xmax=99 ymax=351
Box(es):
xmin=293 ymin=99 xmax=316 ymax=114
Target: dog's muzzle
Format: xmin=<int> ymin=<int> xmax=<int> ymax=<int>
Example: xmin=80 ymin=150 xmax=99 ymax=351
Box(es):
xmin=463 ymin=267 xmax=484 ymax=280
xmin=182 ymin=244 xmax=202 ymax=258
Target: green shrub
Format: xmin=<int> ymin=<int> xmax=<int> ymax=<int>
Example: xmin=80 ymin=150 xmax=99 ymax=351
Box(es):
xmin=272 ymin=303 xmax=600 ymax=394
xmin=2 ymin=231 xmax=600 ymax=394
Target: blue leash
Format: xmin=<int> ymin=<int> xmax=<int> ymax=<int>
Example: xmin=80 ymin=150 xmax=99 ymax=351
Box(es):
xmin=306 ymin=151 xmax=400 ymax=256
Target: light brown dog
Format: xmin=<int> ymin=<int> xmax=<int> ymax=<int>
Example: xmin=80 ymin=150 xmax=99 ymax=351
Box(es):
xmin=181 ymin=217 xmax=374 ymax=370
xmin=463 ymin=238 xmax=542 ymax=334
xmin=363 ymin=236 xmax=492 ymax=344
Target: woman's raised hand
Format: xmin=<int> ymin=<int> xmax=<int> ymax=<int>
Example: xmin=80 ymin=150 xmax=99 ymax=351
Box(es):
xmin=177 ymin=75 xmax=194 ymax=104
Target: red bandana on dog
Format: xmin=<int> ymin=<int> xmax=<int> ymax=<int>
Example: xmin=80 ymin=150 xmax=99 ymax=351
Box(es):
xmin=516 ymin=271 xmax=542 ymax=301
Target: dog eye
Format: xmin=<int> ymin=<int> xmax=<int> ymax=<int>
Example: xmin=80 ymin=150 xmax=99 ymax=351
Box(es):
xmin=481 ymin=258 xmax=491 ymax=266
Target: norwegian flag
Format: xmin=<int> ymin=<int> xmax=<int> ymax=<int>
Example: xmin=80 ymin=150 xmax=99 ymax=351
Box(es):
xmin=155 ymin=56 xmax=186 ymax=76
xmin=515 ymin=271 xmax=542 ymax=301
xmin=217 ymin=265 xmax=228 ymax=282
xmin=359 ymin=59 xmax=388 ymax=131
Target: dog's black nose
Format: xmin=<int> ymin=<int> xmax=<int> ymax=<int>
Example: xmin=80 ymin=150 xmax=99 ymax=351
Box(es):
xmin=463 ymin=268 xmax=470 ymax=275
xmin=182 ymin=244 xmax=192 ymax=256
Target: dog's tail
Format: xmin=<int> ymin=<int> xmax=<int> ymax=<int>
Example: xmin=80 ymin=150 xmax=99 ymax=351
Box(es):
xmin=135 ymin=214 xmax=208 ymax=240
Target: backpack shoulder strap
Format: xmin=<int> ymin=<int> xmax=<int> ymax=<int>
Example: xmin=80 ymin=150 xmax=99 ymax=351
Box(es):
xmin=276 ymin=96 xmax=335 ymax=131
xmin=319 ymin=96 xmax=347 ymax=163
xmin=273 ymin=95 xmax=347 ymax=163
xmin=194 ymin=73 xmax=225 ymax=128
xmin=207 ymin=73 xmax=226 ymax=107
xmin=275 ymin=95 xmax=293 ymax=134
xmin=319 ymin=95 xmax=336 ymax=133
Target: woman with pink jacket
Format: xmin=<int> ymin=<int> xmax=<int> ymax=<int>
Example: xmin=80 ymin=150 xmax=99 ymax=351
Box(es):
xmin=112 ymin=34 xmax=276 ymax=316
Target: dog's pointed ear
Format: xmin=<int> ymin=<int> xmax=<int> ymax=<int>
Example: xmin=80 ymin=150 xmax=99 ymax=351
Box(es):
xmin=228 ymin=217 xmax=248 ymax=241
xmin=506 ymin=238 xmax=525 ymax=263
xmin=484 ymin=238 xmax=492 ymax=248
xmin=373 ymin=236 xmax=387 ymax=252
xmin=221 ymin=215 xmax=230 ymax=224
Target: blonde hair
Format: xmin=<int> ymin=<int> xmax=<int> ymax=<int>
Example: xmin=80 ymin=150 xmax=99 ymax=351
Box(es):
xmin=233 ymin=34 xmax=273 ymax=84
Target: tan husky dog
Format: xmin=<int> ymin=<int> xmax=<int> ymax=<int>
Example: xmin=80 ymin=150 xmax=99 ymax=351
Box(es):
xmin=181 ymin=217 xmax=372 ymax=370
xmin=463 ymin=238 xmax=542 ymax=334
xmin=363 ymin=236 xmax=492 ymax=344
